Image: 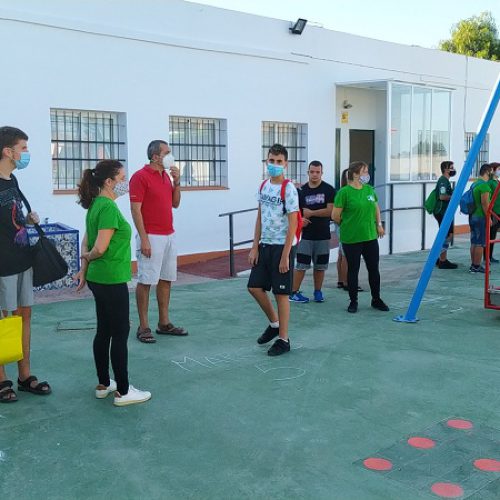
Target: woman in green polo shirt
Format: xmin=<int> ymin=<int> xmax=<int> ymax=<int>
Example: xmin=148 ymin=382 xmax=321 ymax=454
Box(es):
xmin=75 ymin=160 xmax=151 ymax=407
xmin=332 ymin=161 xmax=389 ymax=314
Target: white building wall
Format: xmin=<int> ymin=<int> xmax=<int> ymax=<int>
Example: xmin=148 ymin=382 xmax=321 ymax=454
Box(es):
xmin=0 ymin=0 xmax=499 ymax=257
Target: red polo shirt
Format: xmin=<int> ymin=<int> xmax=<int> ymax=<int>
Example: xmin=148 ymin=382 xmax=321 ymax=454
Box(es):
xmin=129 ymin=164 xmax=175 ymax=235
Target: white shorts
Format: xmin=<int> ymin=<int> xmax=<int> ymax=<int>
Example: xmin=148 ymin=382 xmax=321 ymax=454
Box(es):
xmin=0 ymin=268 xmax=34 ymax=311
xmin=136 ymin=234 xmax=177 ymax=285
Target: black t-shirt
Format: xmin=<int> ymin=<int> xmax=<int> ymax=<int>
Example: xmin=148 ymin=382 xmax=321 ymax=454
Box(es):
xmin=299 ymin=181 xmax=336 ymax=240
xmin=0 ymin=176 xmax=33 ymax=277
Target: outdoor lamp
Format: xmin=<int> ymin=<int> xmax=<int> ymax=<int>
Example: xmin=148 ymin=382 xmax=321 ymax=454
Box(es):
xmin=289 ymin=18 xmax=307 ymax=35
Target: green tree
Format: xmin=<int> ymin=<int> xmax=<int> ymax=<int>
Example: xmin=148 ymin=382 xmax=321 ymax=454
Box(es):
xmin=439 ymin=11 xmax=500 ymax=61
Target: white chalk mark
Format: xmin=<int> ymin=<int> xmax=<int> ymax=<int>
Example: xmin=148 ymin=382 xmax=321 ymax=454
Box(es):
xmin=450 ymin=307 xmax=463 ymax=313
xmin=204 ymin=353 xmax=233 ymax=366
xmin=170 ymin=356 xmax=213 ymax=371
xmin=254 ymin=364 xmax=307 ymax=381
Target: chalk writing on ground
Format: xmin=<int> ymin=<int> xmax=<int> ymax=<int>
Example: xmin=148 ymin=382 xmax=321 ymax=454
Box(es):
xmin=170 ymin=344 xmax=306 ymax=381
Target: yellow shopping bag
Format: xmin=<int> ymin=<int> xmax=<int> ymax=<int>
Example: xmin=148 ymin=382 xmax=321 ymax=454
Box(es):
xmin=0 ymin=316 xmax=23 ymax=365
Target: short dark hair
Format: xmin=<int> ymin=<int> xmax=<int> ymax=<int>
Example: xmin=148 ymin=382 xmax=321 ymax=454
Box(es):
xmin=440 ymin=160 xmax=454 ymax=173
xmin=147 ymin=140 xmax=169 ymax=160
xmin=267 ymin=143 xmax=288 ymax=161
xmin=0 ymin=126 xmax=28 ymax=159
xmin=479 ymin=163 xmax=492 ymax=176
xmin=308 ymin=160 xmax=323 ymax=170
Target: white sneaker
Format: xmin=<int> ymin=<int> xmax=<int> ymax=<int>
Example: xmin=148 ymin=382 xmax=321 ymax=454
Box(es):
xmin=113 ymin=385 xmax=151 ymax=407
xmin=95 ymin=379 xmax=117 ymax=399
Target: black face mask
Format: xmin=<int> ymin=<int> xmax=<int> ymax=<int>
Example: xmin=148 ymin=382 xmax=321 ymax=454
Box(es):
xmin=449 ymin=169 xmax=456 ymax=177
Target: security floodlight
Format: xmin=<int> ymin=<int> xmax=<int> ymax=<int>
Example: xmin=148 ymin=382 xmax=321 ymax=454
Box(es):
xmin=290 ymin=18 xmax=307 ymax=35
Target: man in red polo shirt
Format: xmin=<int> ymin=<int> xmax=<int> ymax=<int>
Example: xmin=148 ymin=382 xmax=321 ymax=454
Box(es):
xmin=129 ymin=140 xmax=188 ymax=343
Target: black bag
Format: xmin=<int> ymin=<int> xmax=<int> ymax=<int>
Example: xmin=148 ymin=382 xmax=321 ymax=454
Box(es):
xmin=13 ymin=176 xmax=69 ymax=286
xmin=30 ymin=224 xmax=69 ymax=287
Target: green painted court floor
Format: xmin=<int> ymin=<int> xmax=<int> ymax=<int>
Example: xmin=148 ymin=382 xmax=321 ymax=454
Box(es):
xmin=2 ymin=237 xmax=500 ymax=499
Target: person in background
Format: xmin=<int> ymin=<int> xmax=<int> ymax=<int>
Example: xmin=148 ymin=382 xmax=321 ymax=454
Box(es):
xmin=335 ymin=168 xmax=362 ymax=292
xmin=0 ymin=126 xmax=51 ymax=403
xmin=487 ymin=162 xmax=500 ymax=263
xmin=289 ymin=160 xmax=335 ymax=303
xmin=76 ymin=160 xmax=151 ymax=407
xmin=469 ymin=163 xmax=492 ymax=273
xmin=332 ymin=161 xmax=389 ymax=314
xmin=434 ymin=161 xmax=458 ymax=269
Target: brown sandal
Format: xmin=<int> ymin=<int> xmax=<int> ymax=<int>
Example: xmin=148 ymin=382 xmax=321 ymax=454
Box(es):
xmin=136 ymin=327 xmax=156 ymax=343
xmin=156 ymin=323 xmax=188 ymax=336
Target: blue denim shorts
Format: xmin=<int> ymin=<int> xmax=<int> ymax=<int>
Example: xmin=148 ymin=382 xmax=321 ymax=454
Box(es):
xmin=470 ymin=216 xmax=486 ymax=246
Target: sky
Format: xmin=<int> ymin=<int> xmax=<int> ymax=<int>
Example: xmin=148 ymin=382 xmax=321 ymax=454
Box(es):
xmin=186 ymin=0 xmax=500 ymax=48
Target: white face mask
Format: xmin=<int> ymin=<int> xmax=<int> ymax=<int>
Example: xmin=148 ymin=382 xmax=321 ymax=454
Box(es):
xmin=113 ymin=180 xmax=129 ymax=198
xmin=162 ymin=153 xmax=175 ymax=169
xmin=496 ymin=169 xmax=500 ymax=178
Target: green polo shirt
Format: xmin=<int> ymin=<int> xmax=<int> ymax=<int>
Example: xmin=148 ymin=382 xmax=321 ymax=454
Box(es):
xmin=85 ymin=196 xmax=132 ymax=284
xmin=472 ymin=181 xmax=491 ymax=218
xmin=487 ymin=179 xmax=500 ymax=214
xmin=334 ymin=184 xmax=378 ymax=244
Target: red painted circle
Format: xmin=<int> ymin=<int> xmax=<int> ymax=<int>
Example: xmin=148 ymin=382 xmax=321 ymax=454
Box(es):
xmin=447 ymin=419 xmax=473 ymax=430
xmin=431 ymin=482 xmax=464 ymax=498
xmin=363 ymin=457 xmax=392 ymax=471
xmin=474 ymin=459 xmax=500 ymax=472
xmin=408 ymin=437 xmax=436 ymax=449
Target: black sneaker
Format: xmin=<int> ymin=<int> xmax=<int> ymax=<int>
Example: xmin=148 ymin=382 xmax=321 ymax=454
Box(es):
xmin=438 ymin=259 xmax=458 ymax=269
xmin=257 ymin=325 xmax=279 ymax=345
xmin=347 ymin=301 xmax=358 ymax=313
xmin=371 ymin=298 xmax=390 ymax=311
xmin=267 ymin=338 xmax=290 ymax=356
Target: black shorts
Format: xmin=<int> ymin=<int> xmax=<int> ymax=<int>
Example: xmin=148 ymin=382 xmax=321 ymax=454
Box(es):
xmin=434 ymin=213 xmax=454 ymax=236
xmin=247 ymin=244 xmax=295 ymax=295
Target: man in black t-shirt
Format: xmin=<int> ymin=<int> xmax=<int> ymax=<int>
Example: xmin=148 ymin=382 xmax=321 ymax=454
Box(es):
xmin=0 ymin=126 xmax=51 ymax=402
xmin=290 ymin=161 xmax=336 ymax=303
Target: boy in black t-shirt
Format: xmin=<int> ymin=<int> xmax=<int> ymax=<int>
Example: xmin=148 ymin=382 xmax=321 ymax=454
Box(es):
xmin=0 ymin=126 xmax=51 ymax=402
xmin=290 ymin=161 xmax=336 ymax=303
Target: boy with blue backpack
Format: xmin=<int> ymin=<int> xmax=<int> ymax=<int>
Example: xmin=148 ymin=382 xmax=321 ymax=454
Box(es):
xmin=468 ymin=163 xmax=492 ymax=273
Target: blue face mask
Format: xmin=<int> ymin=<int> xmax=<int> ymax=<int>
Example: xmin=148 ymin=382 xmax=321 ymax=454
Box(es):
xmin=267 ymin=164 xmax=284 ymax=177
xmin=15 ymin=152 xmax=30 ymax=170
xmin=360 ymin=174 xmax=370 ymax=184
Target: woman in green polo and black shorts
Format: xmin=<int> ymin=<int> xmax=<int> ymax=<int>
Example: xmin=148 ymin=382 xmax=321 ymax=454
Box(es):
xmin=332 ymin=161 xmax=389 ymax=314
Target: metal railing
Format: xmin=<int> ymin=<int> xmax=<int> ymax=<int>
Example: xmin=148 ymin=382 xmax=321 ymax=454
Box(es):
xmin=218 ymin=208 xmax=257 ymax=277
xmin=219 ymin=180 xmax=450 ymax=276
xmin=375 ymin=181 xmax=454 ymax=254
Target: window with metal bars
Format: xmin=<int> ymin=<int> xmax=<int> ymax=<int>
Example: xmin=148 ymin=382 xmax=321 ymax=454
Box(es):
xmin=262 ymin=121 xmax=308 ymax=182
xmin=51 ymin=109 xmax=126 ymax=191
xmin=168 ymin=116 xmax=228 ymax=188
xmin=465 ymin=132 xmax=489 ymax=177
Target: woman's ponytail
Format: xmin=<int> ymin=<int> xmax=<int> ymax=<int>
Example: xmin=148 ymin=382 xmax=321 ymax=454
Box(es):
xmin=77 ymin=160 xmax=123 ymax=209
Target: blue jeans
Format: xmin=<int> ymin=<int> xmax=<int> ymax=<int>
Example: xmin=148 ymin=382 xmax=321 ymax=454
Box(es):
xmin=470 ymin=216 xmax=486 ymax=246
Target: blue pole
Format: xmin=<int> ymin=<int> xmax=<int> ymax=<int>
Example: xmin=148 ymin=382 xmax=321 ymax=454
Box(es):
xmin=395 ymin=72 xmax=500 ymax=323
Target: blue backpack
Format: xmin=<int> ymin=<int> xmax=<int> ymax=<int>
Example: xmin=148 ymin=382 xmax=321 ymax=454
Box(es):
xmin=459 ymin=180 xmax=485 ymax=215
